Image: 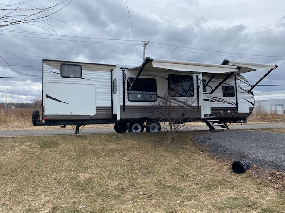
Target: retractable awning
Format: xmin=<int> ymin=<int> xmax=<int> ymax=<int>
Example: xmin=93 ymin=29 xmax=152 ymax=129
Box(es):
xmin=227 ymin=60 xmax=277 ymax=71
xmin=129 ymin=58 xmax=277 ymax=74
xmin=127 ymin=58 xmax=278 ymax=92
xmin=151 ymin=59 xmax=246 ymax=73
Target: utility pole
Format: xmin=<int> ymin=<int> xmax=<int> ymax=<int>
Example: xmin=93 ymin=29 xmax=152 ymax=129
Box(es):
xmin=142 ymin=41 xmax=149 ymax=62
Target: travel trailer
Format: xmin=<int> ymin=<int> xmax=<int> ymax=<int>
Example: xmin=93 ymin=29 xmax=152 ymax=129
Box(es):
xmin=32 ymin=58 xmax=278 ymax=133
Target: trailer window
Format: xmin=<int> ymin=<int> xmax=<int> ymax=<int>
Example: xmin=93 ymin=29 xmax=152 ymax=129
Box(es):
xmin=222 ymin=86 xmax=235 ymax=97
xmin=60 ymin=64 xmax=82 ymax=78
xmin=127 ymin=78 xmax=157 ymax=102
xmin=113 ymin=78 xmax=117 ymax=94
xmin=168 ymin=74 xmax=194 ymax=97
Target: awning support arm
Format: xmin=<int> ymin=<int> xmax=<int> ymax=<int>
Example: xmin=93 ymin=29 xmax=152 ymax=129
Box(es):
xmin=204 ymin=73 xmax=216 ymax=89
xmin=128 ymin=57 xmax=152 ymax=90
xmin=210 ymin=72 xmax=235 ymax=94
xmin=248 ymin=66 xmax=277 ymax=92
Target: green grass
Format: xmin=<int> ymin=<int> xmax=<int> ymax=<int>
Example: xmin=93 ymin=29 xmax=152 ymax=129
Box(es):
xmin=0 ymin=132 xmax=284 ymax=212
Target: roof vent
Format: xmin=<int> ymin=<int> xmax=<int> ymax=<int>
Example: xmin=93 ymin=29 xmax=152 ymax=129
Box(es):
xmin=221 ymin=59 xmax=230 ymax=65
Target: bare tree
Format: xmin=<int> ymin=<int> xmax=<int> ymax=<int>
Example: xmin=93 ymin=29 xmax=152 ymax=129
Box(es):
xmin=0 ymin=0 xmax=72 ymax=30
xmin=150 ymin=92 xmax=199 ymax=143
xmin=31 ymin=98 xmax=41 ymax=108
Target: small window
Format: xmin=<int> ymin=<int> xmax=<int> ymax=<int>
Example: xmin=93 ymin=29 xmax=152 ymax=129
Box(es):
xmin=127 ymin=78 xmax=157 ymax=102
xmin=222 ymin=86 xmax=235 ymax=97
xmin=60 ymin=63 xmax=82 ymax=78
xmin=168 ymin=74 xmax=194 ymax=97
xmin=113 ymin=78 xmax=117 ymax=94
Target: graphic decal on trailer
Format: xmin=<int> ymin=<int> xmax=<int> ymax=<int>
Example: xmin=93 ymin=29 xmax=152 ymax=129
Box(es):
xmin=46 ymin=94 xmax=69 ymax=104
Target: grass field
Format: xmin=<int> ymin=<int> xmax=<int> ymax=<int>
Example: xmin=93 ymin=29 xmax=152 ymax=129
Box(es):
xmin=0 ymin=108 xmax=285 ymax=212
xmin=0 ymin=132 xmax=284 ymax=212
xmin=249 ymin=112 xmax=285 ymax=123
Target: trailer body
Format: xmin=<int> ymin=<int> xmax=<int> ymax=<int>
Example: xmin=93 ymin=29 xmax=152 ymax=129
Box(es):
xmin=32 ymin=58 xmax=277 ymax=133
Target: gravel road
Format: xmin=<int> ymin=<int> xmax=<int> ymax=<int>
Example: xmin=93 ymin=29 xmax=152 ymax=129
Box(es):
xmin=194 ymin=130 xmax=285 ymax=172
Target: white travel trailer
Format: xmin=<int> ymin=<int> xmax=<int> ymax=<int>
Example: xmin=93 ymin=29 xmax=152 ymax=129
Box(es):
xmin=32 ymin=58 xmax=278 ymax=133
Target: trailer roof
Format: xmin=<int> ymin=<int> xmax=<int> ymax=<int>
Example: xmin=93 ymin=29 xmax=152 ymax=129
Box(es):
xmin=129 ymin=59 xmax=277 ymax=74
xmin=43 ymin=59 xmax=116 ymax=71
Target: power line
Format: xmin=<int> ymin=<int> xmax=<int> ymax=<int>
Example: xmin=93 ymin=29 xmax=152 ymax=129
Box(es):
xmin=124 ymin=0 xmax=140 ymax=60
xmin=0 ymin=0 xmax=72 ymax=29
xmin=5 ymin=29 xmax=142 ymax=42
xmin=0 ymin=55 xmax=40 ymax=77
xmin=0 ymin=50 xmax=49 ymax=60
xmin=147 ymin=43 xmax=284 ymax=61
xmin=152 ymin=42 xmax=281 ymax=59
xmin=6 ymin=32 xmax=143 ymax=47
xmin=3 ymin=29 xmax=284 ymax=60
xmin=0 ymin=76 xmax=41 ymax=79
xmin=0 ymin=0 xmax=32 ymax=7
xmin=0 ymin=64 xmax=37 ymax=67
xmin=247 ymin=82 xmax=284 ymax=85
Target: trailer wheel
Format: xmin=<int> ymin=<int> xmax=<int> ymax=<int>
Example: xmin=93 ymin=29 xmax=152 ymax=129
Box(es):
xmin=114 ymin=122 xmax=127 ymax=133
xmin=128 ymin=121 xmax=144 ymax=133
xmin=32 ymin=110 xmax=40 ymax=126
xmin=146 ymin=122 xmax=161 ymax=132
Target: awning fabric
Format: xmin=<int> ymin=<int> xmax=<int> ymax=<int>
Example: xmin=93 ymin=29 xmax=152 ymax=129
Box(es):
xmin=129 ymin=59 xmax=277 ymax=74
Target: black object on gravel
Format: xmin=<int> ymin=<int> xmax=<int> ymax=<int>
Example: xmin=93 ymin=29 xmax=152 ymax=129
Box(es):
xmin=232 ymin=160 xmax=251 ymax=174
xmin=194 ymin=130 xmax=285 ymax=172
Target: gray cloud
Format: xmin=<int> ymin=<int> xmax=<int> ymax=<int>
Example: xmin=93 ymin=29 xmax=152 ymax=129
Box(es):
xmin=0 ymin=0 xmax=284 ymax=102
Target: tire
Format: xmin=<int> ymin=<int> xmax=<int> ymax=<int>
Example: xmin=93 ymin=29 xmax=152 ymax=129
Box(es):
xmin=128 ymin=120 xmax=144 ymax=133
xmin=32 ymin=110 xmax=40 ymax=126
xmin=146 ymin=122 xmax=161 ymax=132
xmin=114 ymin=122 xmax=127 ymax=133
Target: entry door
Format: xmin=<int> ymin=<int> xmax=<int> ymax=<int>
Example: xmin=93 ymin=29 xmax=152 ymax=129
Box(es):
xmin=202 ymin=94 xmax=211 ymax=117
xmin=201 ymin=78 xmax=211 ymax=117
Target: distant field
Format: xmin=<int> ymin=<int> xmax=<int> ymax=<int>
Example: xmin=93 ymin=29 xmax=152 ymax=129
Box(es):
xmin=0 ymin=132 xmax=284 ymax=212
xmin=0 ymin=108 xmax=36 ymax=130
xmin=0 ymin=109 xmax=113 ymax=130
xmin=249 ymin=112 xmax=285 ymax=123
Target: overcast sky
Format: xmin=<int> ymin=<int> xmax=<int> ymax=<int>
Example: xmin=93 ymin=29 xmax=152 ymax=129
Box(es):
xmin=0 ymin=0 xmax=285 ymax=102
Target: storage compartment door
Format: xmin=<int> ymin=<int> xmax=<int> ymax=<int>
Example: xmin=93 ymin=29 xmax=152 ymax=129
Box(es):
xmin=238 ymin=101 xmax=250 ymax=113
xmin=44 ymin=82 xmax=96 ymax=116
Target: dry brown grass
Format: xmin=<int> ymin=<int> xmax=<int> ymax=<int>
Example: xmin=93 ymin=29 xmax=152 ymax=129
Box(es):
xmin=0 ymin=108 xmax=35 ymax=130
xmin=3 ymin=108 xmax=285 ymax=131
xmin=0 ymin=109 xmax=114 ymax=131
xmin=0 ymin=109 xmax=285 ymax=212
xmin=0 ymin=133 xmax=284 ymax=212
xmin=248 ymin=112 xmax=285 ymax=123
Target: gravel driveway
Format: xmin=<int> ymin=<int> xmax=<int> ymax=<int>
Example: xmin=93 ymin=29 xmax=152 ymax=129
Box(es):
xmin=194 ymin=130 xmax=285 ymax=172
